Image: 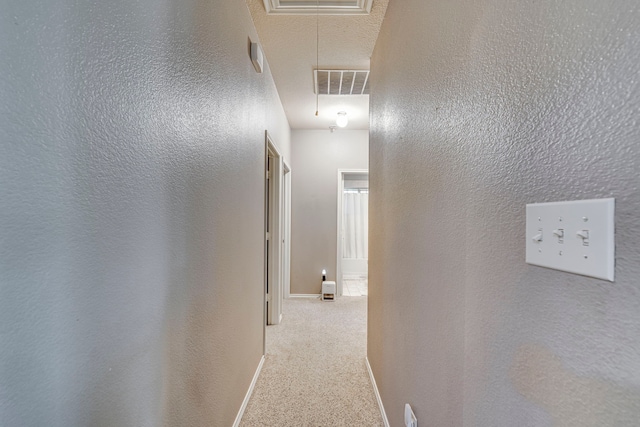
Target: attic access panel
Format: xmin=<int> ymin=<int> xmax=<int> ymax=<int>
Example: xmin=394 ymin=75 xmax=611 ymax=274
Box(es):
xmin=263 ymin=0 xmax=373 ymax=15
xmin=314 ymin=70 xmax=370 ymax=95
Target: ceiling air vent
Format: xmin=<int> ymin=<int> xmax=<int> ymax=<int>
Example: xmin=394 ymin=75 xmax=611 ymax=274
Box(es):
xmin=314 ymin=70 xmax=370 ymax=95
xmin=264 ymin=0 xmax=373 ymax=15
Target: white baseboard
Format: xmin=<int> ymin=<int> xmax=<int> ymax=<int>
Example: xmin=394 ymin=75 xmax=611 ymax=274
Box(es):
xmin=366 ymin=357 xmax=390 ymax=427
xmin=233 ymin=355 xmax=265 ymax=427
xmin=289 ymin=294 xmax=321 ymax=298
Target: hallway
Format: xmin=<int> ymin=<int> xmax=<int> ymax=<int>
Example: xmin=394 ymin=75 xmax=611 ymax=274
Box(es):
xmin=3 ymin=0 xmax=640 ymax=426
xmin=240 ymin=297 xmax=382 ymax=426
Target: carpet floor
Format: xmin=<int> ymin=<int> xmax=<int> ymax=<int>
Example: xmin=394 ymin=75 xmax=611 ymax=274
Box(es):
xmin=240 ymin=296 xmax=383 ymax=427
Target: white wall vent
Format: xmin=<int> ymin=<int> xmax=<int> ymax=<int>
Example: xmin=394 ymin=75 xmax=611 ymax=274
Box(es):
xmin=250 ymin=42 xmax=264 ymax=74
xmin=314 ymin=70 xmax=370 ymax=95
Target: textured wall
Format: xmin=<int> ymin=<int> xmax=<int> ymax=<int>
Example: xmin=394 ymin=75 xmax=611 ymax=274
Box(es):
xmin=369 ymin=1 xmax=640 ymax=426
xmin=0 ymin=1 xmax=290 ymax=426
xmin=290 ymin=130 xmax=368 ymax=294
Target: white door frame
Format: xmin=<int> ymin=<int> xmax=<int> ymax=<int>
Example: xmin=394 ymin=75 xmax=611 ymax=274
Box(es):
xmin=282 ymin=160 xmax=292 ymax=300
xmin=336 ymin=169 xmax=368 ymax=296
xmin=266 ymin=133 xmax=283 ymax=325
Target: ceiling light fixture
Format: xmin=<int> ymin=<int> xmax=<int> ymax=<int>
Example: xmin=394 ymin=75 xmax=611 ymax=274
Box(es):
xmin=336 ymin=111 xmax=348 ymax=128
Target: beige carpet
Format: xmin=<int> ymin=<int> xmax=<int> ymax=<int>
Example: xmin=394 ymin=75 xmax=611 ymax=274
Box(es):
xmin=240 ymin=296 xmax=383 ymax=427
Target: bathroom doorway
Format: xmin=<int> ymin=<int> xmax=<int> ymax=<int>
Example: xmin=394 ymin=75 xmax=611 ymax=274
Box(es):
xmin=336 ymin=170 xmax=368 ymax=297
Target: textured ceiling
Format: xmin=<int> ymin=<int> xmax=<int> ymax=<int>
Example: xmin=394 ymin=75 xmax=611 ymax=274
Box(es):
xmin=247 ymin=0 xmax=389 ymax=130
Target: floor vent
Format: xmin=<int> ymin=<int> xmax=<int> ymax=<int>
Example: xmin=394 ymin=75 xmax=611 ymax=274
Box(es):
xmin=314 ymin=70 xmax=370 ymax=95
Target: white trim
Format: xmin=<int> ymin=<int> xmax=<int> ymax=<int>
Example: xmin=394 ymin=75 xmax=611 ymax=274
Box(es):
xmin=233 ymin=355 xmax=265 ymax=427
xmin=282 ymin=160 xmax=292 ymax=300
xmin=266 ymin=134 xmax=283 ymax=326
xmin=365 ymin=357 xmax=390 ymax=427
xmin=289 ymin=294 xmax=321 ymax=299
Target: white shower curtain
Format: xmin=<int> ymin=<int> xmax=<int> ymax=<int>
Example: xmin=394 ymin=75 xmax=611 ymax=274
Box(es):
xmin=342 ymin=190 xmax=368 ymax=259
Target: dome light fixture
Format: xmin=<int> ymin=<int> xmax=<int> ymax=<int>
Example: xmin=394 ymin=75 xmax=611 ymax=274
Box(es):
xmin=336 ymin=111 xmax=348 ymax=128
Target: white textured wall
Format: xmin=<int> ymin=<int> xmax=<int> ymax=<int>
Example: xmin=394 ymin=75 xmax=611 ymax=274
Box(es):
xmin=290 ymin=130 xmax=368 ymax=294
xmin=0 ymin=1 xmax=289 ymax=426
xmin=369 ymin=1 xmax=640 ymax=426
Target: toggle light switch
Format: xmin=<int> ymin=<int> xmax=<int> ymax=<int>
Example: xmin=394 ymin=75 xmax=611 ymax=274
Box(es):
xmin=553 ymin=228 xmax=564 ymax=243
xmin=532 ymin=229 xmax=543 ymax=243
xmin=576 ymin=230 xmax=589 ymax=246
xmin=526 ymin=198 xmax=614 ymax=281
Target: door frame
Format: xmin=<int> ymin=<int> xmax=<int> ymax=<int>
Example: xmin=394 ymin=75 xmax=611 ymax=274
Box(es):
xmin=265 ymin=133 xmax=284 ymax=326
xmin=282 ymin=160 xmax=292 ymax=300
xmin=336 ymin=169 xmax=369 ymax=297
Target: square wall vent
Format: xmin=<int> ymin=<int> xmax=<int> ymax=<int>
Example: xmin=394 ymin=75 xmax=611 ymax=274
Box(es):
xmin=315 ymin=70 xmax=370 ymax=95
xmin=263 ymin=0 xmax=373 ymax=15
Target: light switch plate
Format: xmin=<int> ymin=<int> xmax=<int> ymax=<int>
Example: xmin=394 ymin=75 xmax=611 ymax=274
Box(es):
xmin=526 ymin=198 xmax=615 ymax=281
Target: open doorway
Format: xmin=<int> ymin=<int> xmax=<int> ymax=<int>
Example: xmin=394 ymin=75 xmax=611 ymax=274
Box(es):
xmin=265 ymin=133 xmax=290 ymax=327
xmin=336 ymin=170 xmax=369 ymax=297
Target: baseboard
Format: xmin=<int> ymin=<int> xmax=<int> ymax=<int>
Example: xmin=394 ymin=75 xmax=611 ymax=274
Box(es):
xmin=232 ymin=355 xmax=265 ymax=427
xmin=289 ymin=294 xmax=321 ymax=298
xmin=366 ymin=357 xmax=390 ymax=427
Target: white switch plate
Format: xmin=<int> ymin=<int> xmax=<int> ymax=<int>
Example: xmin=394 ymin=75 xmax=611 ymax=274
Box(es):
xmin=526 ymin=198 xmax=614 ymax=281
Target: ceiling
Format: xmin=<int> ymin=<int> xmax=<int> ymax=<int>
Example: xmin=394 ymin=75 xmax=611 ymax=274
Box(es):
xmin=246 ymin=0 xmax=389 ymax=130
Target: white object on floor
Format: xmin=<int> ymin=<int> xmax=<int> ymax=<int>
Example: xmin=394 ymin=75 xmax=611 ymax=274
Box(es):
xmin=322 ymin=281 xmax=336 ymax=301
